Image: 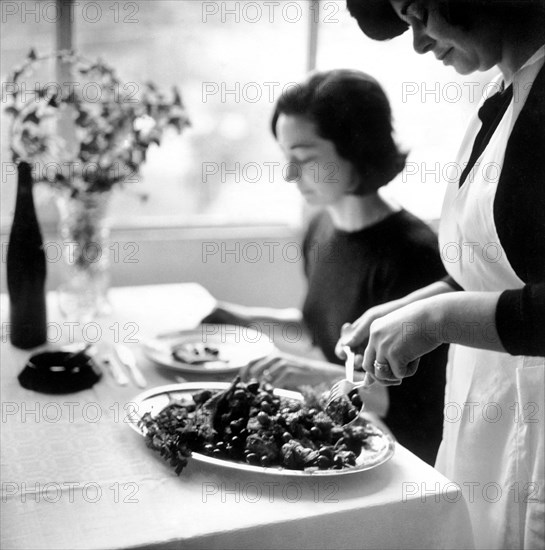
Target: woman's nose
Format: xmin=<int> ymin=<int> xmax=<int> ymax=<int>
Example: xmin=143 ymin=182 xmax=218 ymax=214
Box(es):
xmin=284 ymin=162 xmax=301 ymax=182
xmin=412 ymin=24 xmax=434 ymax=55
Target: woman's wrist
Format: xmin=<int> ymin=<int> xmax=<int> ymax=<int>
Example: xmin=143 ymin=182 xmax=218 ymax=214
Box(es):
xmin=422 ymin=292 xmax=504 ymax=350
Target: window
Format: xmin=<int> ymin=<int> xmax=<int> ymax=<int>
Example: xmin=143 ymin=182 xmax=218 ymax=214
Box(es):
xmin=1 ymin=0 xmax=312 ymax=231
xmin=2 ymin=0 xmax=498 ymax=233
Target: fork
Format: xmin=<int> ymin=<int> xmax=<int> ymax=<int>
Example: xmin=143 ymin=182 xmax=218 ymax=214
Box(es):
xmin=325 ymin=345 xmax=374 ymax=408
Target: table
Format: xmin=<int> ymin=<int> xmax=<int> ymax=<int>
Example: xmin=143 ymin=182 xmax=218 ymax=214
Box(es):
xmin=1 ymin=284 xmax=475 ymax=550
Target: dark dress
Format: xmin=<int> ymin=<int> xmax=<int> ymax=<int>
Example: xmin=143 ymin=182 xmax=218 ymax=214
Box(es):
xmin=302 ymin=208 xmax=449 ymax=464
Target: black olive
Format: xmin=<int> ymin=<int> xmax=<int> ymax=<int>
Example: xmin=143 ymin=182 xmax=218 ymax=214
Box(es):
xmin=318 ymin=446 xmax=334 ymax=459
xmin=230 ymin=419 xmax=244 ymax=433
xmin=246 ymin=380 xmax=260 ymax=393
xmin=260 ymin=455 xmax=271 ymax=467
xmin=282 ymin=432 xmax=293 ymax=442
xmin=317 ymin=455 xmax=331 ymax=469
xmin=233 ymin=389 xmax=247 ymax=401
xmin=203 ymin=443 xmax=214 ymax=454
xmin=310 ymin=426 xmax=322 ymax=440
xmin=257 ymin=411 xmax=270 ymax=426
xmin=246 ymin=453 xmax=259 ymax=465
xmin=350 ymin=392 xmax=363 ymax=408
xmin=275 ymin=415 xmax=287 ymax=427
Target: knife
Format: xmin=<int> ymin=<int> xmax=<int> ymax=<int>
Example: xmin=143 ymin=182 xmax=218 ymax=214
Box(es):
xmin=102 ymin=355 xmax=130 ymax=386
xmin=115 ymin=345 xmax=147 ymax=388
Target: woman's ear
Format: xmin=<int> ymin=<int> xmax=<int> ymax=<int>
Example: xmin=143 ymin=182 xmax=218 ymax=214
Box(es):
xmin=346 ymin=166 xmax=364 ymax=195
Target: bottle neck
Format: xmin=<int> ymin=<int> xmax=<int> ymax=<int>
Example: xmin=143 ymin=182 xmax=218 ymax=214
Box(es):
xmin=11 ymin=162 xmax=43 ymax=246
xmin=15 ymin=161 xmax=35 ymax=202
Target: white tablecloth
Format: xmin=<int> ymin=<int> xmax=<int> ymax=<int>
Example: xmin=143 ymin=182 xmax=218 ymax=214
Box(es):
xmin=1 ymin=284 xmax=475 ymax=550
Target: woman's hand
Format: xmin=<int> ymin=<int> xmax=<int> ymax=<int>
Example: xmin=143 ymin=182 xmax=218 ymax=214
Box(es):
xmin=350 ymin=299 xmax=442 ymax=386
xmin=240 ymin=353 xmax=344 ymax=391
xmin=335 ymin=299 xmax=405 ymax=360
xmin=201 ymin=304 xmax=250 ymax=327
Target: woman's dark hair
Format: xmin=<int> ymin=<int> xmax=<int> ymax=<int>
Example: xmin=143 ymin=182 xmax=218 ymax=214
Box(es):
xmin=271 ymin=69 xmax=407 ymax=194
xmin=436 ymin=0 xmax=545 ymax=31
xmin=347 ymin=0 xmax=545 ymax=41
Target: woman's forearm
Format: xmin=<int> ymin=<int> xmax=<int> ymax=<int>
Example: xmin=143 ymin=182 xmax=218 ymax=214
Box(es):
xmin=424 ymin=291 xmax=506 ymax=352
xmin=397 ymin=280 xmax=457 ymax=308
xmin=218 ymin=301 xmax=303 ymax=324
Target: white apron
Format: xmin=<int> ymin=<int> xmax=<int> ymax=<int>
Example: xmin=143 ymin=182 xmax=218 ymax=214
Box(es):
xmin=437 ymin=48 xmax=545 ymax=550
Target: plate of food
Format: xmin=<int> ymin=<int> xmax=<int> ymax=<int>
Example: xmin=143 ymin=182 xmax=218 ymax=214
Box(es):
xmin=142 ymin=324 xmax=276 ymax=374
xmin=128 ymin=378 xmax=395 ymax=476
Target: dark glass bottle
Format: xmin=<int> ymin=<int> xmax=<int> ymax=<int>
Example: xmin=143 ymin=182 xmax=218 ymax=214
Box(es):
xmin=7 ymin=162 xmax=47 ymax=349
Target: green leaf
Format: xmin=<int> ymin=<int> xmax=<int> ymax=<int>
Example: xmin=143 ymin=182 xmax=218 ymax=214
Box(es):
xmin=23 ymin=111 xmax=40 ymax=124
xmin=4 ymin=106 xmax=19 ymax=117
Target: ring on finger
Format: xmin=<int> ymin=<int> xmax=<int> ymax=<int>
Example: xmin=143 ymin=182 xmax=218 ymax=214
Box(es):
xmin=373 ymin=360 xmax=390 ymax=373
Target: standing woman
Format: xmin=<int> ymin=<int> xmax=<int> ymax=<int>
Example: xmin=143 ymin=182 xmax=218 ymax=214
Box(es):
xmin=341 ymin=1 xmax=545 ymax=549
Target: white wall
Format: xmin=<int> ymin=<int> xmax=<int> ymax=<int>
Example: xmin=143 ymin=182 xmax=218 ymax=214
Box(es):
xmin=0 ymin=226 xmax=308 ymax=309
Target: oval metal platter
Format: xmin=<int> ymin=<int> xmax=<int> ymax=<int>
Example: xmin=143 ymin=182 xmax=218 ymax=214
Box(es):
xmin=128 ymin=382 xmax=395 ymax=477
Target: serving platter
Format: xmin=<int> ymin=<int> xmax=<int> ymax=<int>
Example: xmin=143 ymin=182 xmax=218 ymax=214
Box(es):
xmin=143 ymin=325 xmax=275 ymax=374
xmin=128 ymin=382 xmax=395 ymax=477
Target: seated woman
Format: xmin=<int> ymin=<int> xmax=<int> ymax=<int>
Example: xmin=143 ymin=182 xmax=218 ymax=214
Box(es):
xmin=204 ymin=69 xmax=448 ymax=464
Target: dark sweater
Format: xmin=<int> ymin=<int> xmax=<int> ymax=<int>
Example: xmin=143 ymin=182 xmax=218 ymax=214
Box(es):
xmin=302 ymin=209 xmax=448 ymax=464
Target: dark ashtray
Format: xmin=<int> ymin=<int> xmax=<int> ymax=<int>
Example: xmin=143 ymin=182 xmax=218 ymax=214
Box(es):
xmin=18 ymin=350 xmax=102 ymax=394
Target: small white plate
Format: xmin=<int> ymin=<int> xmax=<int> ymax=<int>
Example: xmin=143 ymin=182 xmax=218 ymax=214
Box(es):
xmin=143 ymin=324 xmax=276 ymax=374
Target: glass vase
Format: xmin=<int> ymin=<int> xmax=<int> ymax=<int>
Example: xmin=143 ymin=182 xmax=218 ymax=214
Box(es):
xmin=56 ymin=191 xmax=113 ymax=322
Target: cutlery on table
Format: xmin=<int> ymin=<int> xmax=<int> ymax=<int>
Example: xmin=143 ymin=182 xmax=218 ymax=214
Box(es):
xmin=101 ymin=354 xmax=130 ymax=386
xmin=115 ymin=345 xmax=147 ymax=388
